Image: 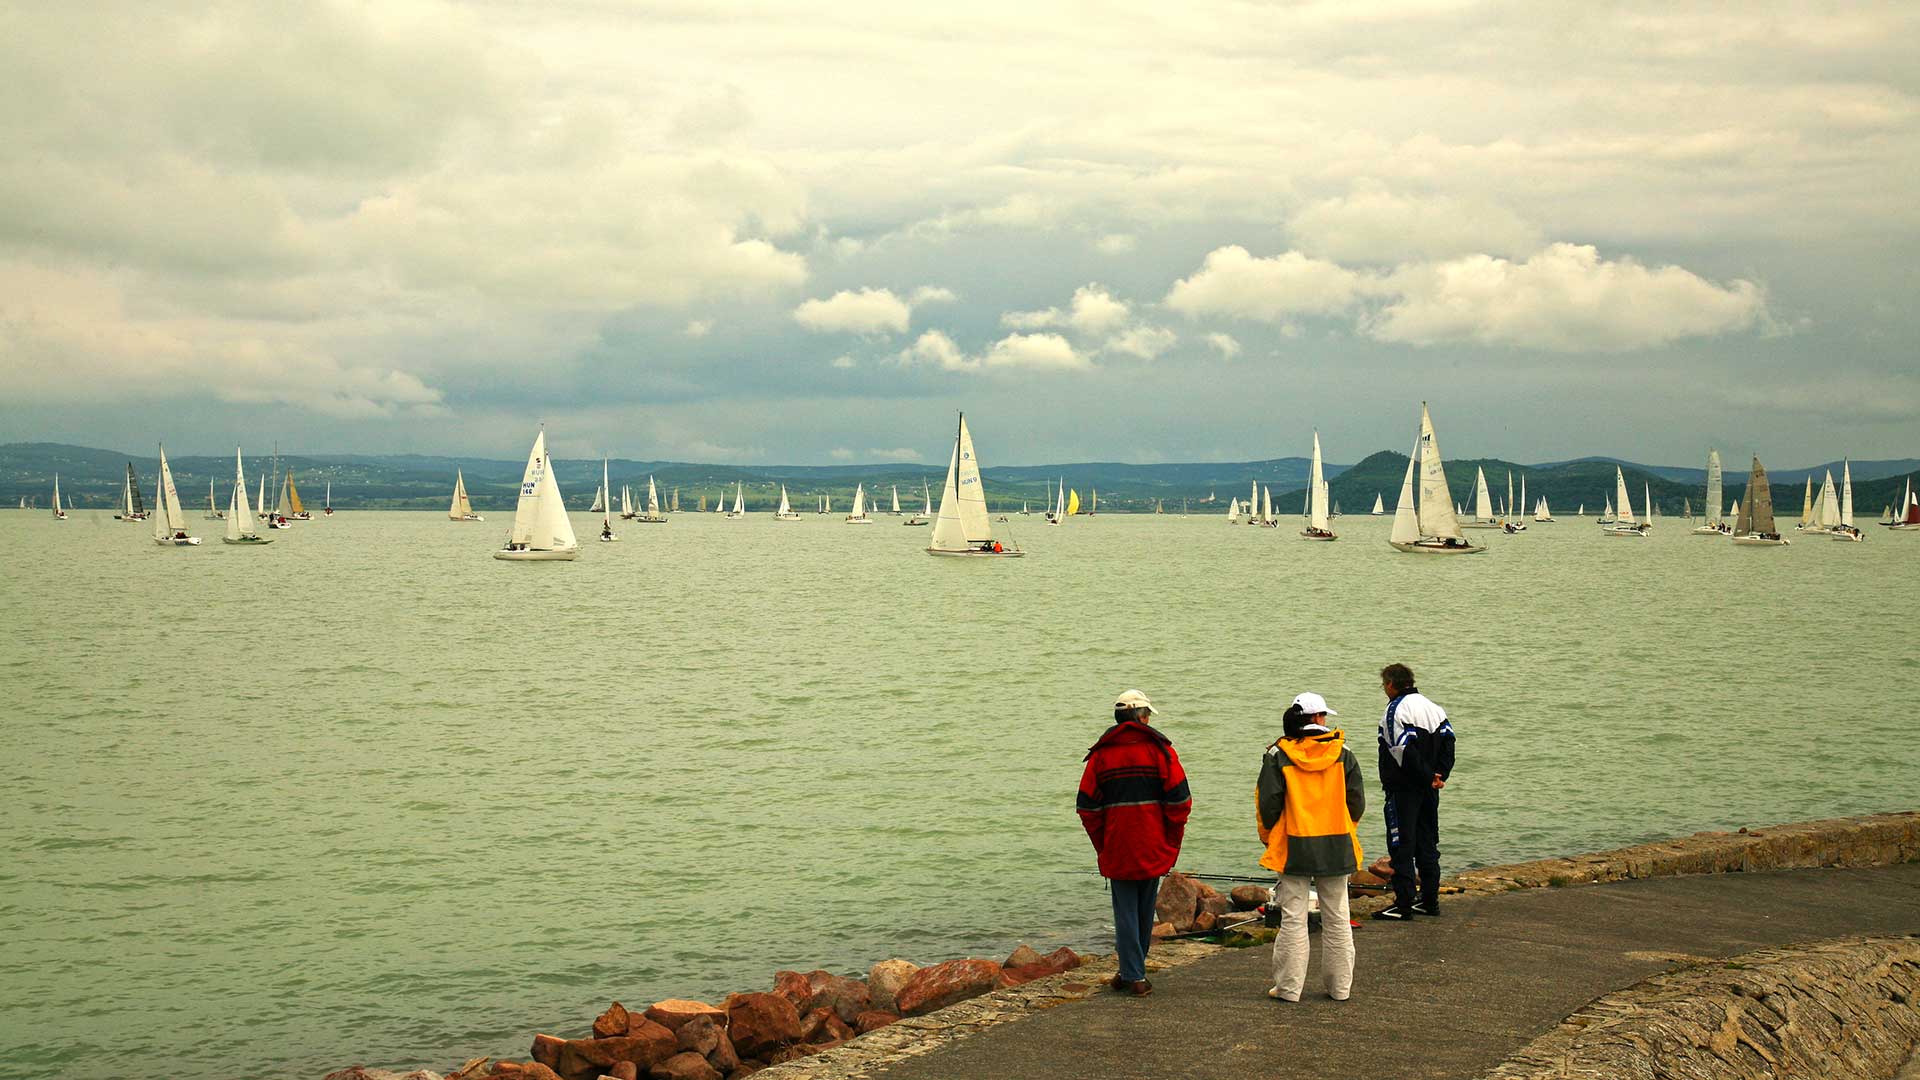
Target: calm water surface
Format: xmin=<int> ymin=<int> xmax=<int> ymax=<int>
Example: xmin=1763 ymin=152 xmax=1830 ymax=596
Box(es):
xmin=2 ymin=510 xmax=1916 ymax=1079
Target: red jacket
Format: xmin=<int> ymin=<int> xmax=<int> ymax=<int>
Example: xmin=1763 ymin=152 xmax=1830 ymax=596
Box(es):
xmin=1077 ymin=720 xmax=1192 ymax=880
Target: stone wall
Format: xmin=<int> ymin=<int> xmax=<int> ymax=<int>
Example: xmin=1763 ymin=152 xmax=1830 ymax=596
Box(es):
xmin=1483 ymin=935 xmax=1920 ymax=1080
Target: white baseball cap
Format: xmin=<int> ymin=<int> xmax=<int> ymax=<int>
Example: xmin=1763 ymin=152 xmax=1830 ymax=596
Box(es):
xmin=1114 ymin=689 xmax=1157 ymax=715
xmin=1290 ymin=692 xmax=1338 ymax=716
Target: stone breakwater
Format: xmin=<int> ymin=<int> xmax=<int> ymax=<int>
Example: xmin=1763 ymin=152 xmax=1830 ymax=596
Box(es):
xmin=319 ymin=811 xmax=1919 ymax=1080
xmin=1485 ymin=935 xmax=1920 ymax=1080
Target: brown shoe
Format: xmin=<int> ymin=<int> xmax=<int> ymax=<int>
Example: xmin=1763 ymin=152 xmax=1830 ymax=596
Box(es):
xmin=1109 ymin=974 xmax=1128 ymax=991
xmin=1128 ymin=979 xmax=1153 ymax=997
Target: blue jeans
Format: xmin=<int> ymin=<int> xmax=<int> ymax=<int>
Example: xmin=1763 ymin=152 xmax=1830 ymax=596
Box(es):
xmin=1110 ymin=877 xmax=1161 ymax=983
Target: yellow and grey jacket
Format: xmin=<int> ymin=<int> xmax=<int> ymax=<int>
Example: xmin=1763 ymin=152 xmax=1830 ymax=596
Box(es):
xmin=1256 ymin=731 xmax=1365 ymax=877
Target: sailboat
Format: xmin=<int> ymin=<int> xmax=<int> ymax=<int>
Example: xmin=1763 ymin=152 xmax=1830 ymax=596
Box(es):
xmin=1370 ymin=493 xmax=1384 ymax=516
xmin=1048 ymin=477 xmax=1067 ymax=525
xmin=619 ymin=483 xmax=635 ymax=520
xmin=1259 ymin=485 xmax=1277 ymax=527
xmin=1577 ymin=502 xmax=1585 ymax=516
xmin=1226 ymin=497 xmax=1242 ymax=525
xmin=846 ymin=482 xmax=873 ymax=523
xmin=1731 ymin=456 xmax=1788 ymax=545
xmin=52 ymin=474 xmax=67 ymax=520
xmin=714 ymin=490 xmax=726 ymax=514
xmin=114 ymin=462 xmax=148 ymax=521
xmin=1388 ymin=403 xmax=1483 ymax=554
xmin=1794 ymin=475 xmax=1816 ymax=532
xmin=726 ymin=482 xmax=746 ymax=519
xmin=257 ymin=471 xmax=272 ymax=522
xmin=927 ymin=413 xmax=1022 ymax=557
xmin=1800 ymin=469 xmax=1841 ymax=535
xmin=1087 ymin=488 xmax=1097 ymax=517
xmin=1883 ymin=477 xmax=1920 ymax=530
xmin=1020 ymin=499 xmax=1030 ymax=516
xmin=1644 ymin=483 xmax=1655 ymax=530
xmin=670 ymin=488 xmax=679 ymax=513
xmin=224 ymin=449 xmax=272 ymax=545
xmin=449 ymin=470 xmax=484 ymax=521
xmin=495 ymin=430 xmax=579 ymax=560
xmin=1502 ymin=472 xmax=1528 ymax=533
xmin=323 ymin=480 xmax=333 ymax=516
xmin=890 ymin=485 xmax=903 ymax=516
xmin=906 ymin=480 xmax=932 ymax=526
xmin=1533 ymin=496 xmax=1555 ymax=523
xmin=1831 ymin=459 xmax=1864 ymax=541
xmin=1693 ymin=450 xmax=1730 ymax=535
xmin=150 ymin=446 xmax=199 ymax=545
xmin=1301 ymin=431 xmax=1335 ymax=540
xmin=775 ymin=484 xmax=802 ymax=520
xmin=282 ymin=471 xmax=311 ymax=520
xmin=597 ymin=459 xmax=618 ymax=542
xmin=1597 ymin=494 xmax=1615 ymax=524
xmin=588 ymin=484 xmax=605 ymax=514
xmin=1605 ymin=468 xmax=1648 ymax=536
xmin=635 ymin=476 xmax=666 ymax=523
xmin=204 ymin=477 xmax=223 ymax=520
xmin=1461 ymin=467 xmax=1500 ymax=529
xmin=1068 ymin=488 xmax=1082 ymax=517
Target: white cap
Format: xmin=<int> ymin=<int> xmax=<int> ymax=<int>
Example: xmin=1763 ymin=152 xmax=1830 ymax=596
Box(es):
xmin=1290 ymin=692 xmax=1338 ymax=717
xmin=1114 ymin=689 xmax=1157 ymax=715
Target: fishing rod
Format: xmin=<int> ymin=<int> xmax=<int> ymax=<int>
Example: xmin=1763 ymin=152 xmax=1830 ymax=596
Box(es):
xmin=1057 ymin=870 xmax=1277 ymax=886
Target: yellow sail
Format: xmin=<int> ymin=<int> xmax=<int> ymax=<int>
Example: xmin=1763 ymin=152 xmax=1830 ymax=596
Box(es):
xmin=287 ymin=473 xmax=305 ymax=513
xmin=1067 ymin=490 xmax=1081 ymax=515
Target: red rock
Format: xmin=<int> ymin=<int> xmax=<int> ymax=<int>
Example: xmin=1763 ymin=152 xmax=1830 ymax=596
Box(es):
xmin=866 ymin=959 xmax=919 ymax=1013
xmin=997 ymin=945 xmax=1084 ymax=987
xmin=643 ymin=1000 xmax=727 ymax=1033
xmin=677 ymin=1015 xmax=721 ymax=1057
xmin=723 ymin=992 xmax=801 ymax=1058
xmin=1193 ymin=911 xmax=1218 ymax=932
xmin=1230 ymin=884 xmax=1271 ymax=910
xmin=531 ymin=1035 xmax=567 ymax=1071
xmin=727 ymin=1064 xmax=761 ymax=1078
xmin=1004 ymin=944 xmax=1043 ymax=968
xmin=1154 ymin=872 xmax=1203 ymax=931
xmin=594 ymin=1002 xmax=633 ymax=1039
xmin=608 ymin=1064 xmax=638 ymax=1080
xmin=894 ymin=958 xmax=1003 ymax=1016
xmin=801 ymin=970 xmax=870 ymax=1023
xmin=520 ymin=1068 xmax=562 ymax=1080
xmin=1150 ymin=920 xmax=1177 ymax=938
xmin=1199 ymin=893 xmax=1232 ymax=919
xmin=800 ymin=1007 xmax=854 ymax=1046
xmin=765 ymin=1046 xmax=808 ymax=1064
xmin=647 ymin=1051 xmax=720 ymax=1080
xmin=1195 ymin=880 xmax=1222 ymax=900
xmin=705 ymin=1029 xmax=740 ymax=1074
xmin=555 ymin=1025 xmax=676 ymax=1080
xmin=854 ymin=1010 xmax=898 ymax=1034
xmin=488 ymin=1064 xmax=524 ymax=1077
xmin=770 ymin=971 xmax=812 ymax=1006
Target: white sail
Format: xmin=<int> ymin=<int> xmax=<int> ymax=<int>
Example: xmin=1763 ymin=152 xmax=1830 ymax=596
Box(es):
xmin=1473 ymin=467 xmax=1494 ymax=523
xmin=1415 ymin=404 xmax=1464 ymax=539
xmin=1308 ymin=431 xmax=1330 ymax=531
xmin=1389 ymin=444 xmax=1420 ymax=545
xmin=52 ymin=474 xmax=64 ymax=518
xmin=1614 ymin=467 xmax=1636 ymax=525
xmin=120 ymin=471 xmax=133 ymax=516
xmin=1371 ymin=493 xmax=1384 ymax=515
xmin=450 ymin=470 xmax=476 ymax=519
xmin=1645 ymin=483 xmax=1655 ymax=522
xmin=891 ymin=485 xmax=901 ymax=514
xmin=1506 ymin=471 xmax=1514 ymax=522
xmin=731 ymin=482 xmax=744 ymax=515
xmin=777 ymin=484 xmax=793 ymax=516
xmin=257 ymin=472 xmax=268 ymax=518
xmin=1705 ymin=450 xmax=1724 ymax=526
xmin=1841 ymin=459 xmax=1855 ymax=527
xmin=507 ymin=431 xmax=578 ymax=552
xmin=589 ymin=484 xmax=604 ymax=514
xmin=152 ymin=447 xmax=187 ymax=539
xmin=648 ymin=476 xmax=661 ymax=515
xmin=1249 ymin=480 xmax=1258 ymax=523
xmin=923 ymin=481 xmax=932 ymax=516
xmin=929 ymin=413 xmax=995 ymax=551
xmin=601 ymin=459 xmax=614 ymax=530
xmin=225 ymin=475 xmax=246 ymax=541
xmin=849 ymin=483 xmax=868 ymax=519
xmin=1260 ymin=485 xmax=1271 ymax=524
xmin=1817 ymin=470 xmax=1841 ymax=527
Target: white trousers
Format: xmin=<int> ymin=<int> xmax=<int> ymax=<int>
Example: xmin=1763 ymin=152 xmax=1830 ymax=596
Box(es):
xmin=1270 ymin=873 xmax=1353 ymax=1001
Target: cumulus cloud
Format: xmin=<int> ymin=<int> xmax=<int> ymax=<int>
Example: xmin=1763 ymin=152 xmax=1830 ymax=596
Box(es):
xmin=793 ymin=287 xmax=912 ymax=335
xmin=910 ymin=285 xmax=958 ymax=305
xmin=1002 ymin=284 xmax=1132 ymax=335
xmin=685 ymin=319 xmax=713 ymax=338
xmin=1204 ymin=332 xmax=1242 ymax=358
xmin=896 ymin=329 xmax=1090 ymax=373
xmin=830 ymin=354 xmax=856 ymax=369
xmin=1165 ymin=247 xmax=1364 ymax=321
xmin=1365 ymin=244 xmax=1767 ymax=351
xmin=1288 ymin=183 xmax=1542 ymax=263
xmin=899 ymin=329 xmax=973 ymax=370
xmin=1095 ymin=233 xmax=1137 ymax=254
xmin=1104 ymin=325 xmax=1177 ymax=359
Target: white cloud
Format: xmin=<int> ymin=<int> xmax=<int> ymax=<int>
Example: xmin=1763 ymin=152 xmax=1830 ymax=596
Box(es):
xmin=1204 ymin=332 xmax=1242 ymax=358
xmin=1288 ymin=183 xmax=1542 ymax=263
xmin=910 ymin=285 xmax=958 ymax=305
xmin=1094 ymin=233 xmax=1137 ymax=254
xmin=896 ymin=329 xmax=1090 ymax=373
xmin=829 ymin=447 xmax=855 ymax=460
xmin=1104 ymin=325 xmax=1177 ymax=360
xmin=1165 ymin=247 xmax=1364 ymax=321
xmin=685 ymin=319 xmax=713 ymax=338
xmin=830 ymin=353 xmax=856 ymax=369
xmin=899 ymin=329 xmax=973 ymax=371
xmin=793 ymin=287 xmax=912 ymax=335
xmin=1366 ymin=243 xmax=1767 ymax=351
xmin=1002 ymin=284 xmax=1132 ymax=335
xmin=864 ymin=447 xmax=921 ymax=462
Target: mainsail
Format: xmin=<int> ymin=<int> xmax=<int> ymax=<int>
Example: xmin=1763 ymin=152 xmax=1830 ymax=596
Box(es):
xmin=450 ymin=470 xmax=476 ymax=519
xmin=152 ymin=447 xmax=188 ymax=540
xmin=1743 ymin=456 xmax=1776 ymax=535
xmin=1307 ymin=431 xmax=1330 ymax=532
xmin=1414 ymin=403 xmax=1464 ymax=540
xmin=506 ymin=431 xmax=578 ymax=552
xmin=1817 ymin=470 xmax=1841 ymax=528
xmin=1389 ymin=442 xmax=1421 ymax=546
xmin=1840 ymin=460 xmax=1854 ymax=527
xmin=928 ymin=413 xmax=999 ymax=552
xmin=1705 ymin=450 xmax=1724 ymax=526
xmin=1614 ymin=467 xmax=1636 ymax=525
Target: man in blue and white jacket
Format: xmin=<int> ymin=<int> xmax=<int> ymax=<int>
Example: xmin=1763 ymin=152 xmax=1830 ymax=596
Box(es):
xmin=1373 ymin=663 xmax=1454 ymax=920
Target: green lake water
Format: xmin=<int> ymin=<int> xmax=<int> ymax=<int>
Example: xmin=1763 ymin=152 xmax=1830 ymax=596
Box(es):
xmin=2 ymin=509 xmax=1915 ymax=1079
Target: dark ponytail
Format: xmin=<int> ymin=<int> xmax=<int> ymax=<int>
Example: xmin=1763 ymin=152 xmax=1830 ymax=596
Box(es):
xmin=1281 ymin=703 xmax=1309 ymax=740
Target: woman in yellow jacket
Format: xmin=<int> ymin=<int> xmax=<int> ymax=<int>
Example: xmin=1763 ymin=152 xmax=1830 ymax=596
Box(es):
xmin=1256 ymin=692 xmax=1365 ymax=1001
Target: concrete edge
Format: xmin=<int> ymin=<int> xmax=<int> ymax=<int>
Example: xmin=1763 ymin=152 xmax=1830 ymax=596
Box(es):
xmin=1482 ymin=934 xmax=1920 ymax=1080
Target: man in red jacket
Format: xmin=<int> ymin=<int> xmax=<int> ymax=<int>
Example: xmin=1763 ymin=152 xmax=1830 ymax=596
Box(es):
xmin=1077 ymin=689 xmax=1193 ymax=996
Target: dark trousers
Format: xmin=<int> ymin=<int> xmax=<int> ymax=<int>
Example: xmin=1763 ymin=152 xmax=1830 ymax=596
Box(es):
xmin=1109 ymin=877 xmax=1161 ymax=983
xmin=1383 ymin=789 xmax=1441 ymax=909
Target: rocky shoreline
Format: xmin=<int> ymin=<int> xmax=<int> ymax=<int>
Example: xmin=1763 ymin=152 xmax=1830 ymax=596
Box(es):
xmin=320 ymin=810 xmax=1920 ymax=1080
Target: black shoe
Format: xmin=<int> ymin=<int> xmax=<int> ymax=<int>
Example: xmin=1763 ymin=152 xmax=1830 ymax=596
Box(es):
xmin=1412 ymin=900 xmax=1441 ymax=917
xmin=1371 ymin=906 xmax=1413 ymax=921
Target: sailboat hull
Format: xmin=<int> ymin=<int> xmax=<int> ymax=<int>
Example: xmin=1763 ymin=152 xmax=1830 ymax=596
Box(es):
xmin=1604 ymin=528 xmax=1648 ymax=537
xmin=904 ymin=517 xmax=929 ymax=525
xmin=1830 ymin=531 xmax=1865 ymax=542
xmin=494 ymin=547 xmax=579 ymax=560
xmin=1458 ymin=521 xmax=1502 ymax=530
xmin=154 ymin=536 xmax=203 ymax=546
xmin=1691 ymin=525 xmax=1729 ymax=535
xmin=926 ymin=546 xmax=1025 ymax=558
xmin=452 ymin=514 xmax=485 ymax=522
xmin=1389 ymin=540 xmax=1485 ymax=554
xmin=222 ymin=536 xmax=275 ymax=545
xmin=844 ymin=517 xmax=873 ymax=525
xmin=1731 ymin=535 xmax=1790 ymax=546
xmin=1299 ymin=530 xmax=1336 ymax=541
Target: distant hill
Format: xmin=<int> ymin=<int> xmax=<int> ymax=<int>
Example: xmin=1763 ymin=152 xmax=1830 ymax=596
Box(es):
xmin=1532 ymin=455 xmax=1920 ymax=487
xmin=3 ymin=441 xmax=1912 ymax=515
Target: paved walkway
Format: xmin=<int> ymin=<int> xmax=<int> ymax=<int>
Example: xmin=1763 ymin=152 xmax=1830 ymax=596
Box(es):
xmin=869 ymin=864 xmax=1920 ymax=1080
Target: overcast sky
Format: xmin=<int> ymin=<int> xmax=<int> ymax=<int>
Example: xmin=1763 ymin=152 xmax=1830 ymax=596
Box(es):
xmin=3 ymin=1 xmax=1916 ymax=466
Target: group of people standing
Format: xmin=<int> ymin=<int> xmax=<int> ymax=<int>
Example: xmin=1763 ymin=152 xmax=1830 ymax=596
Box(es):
xmin=1075 ymin=665 xmax=1454 ymax=1000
